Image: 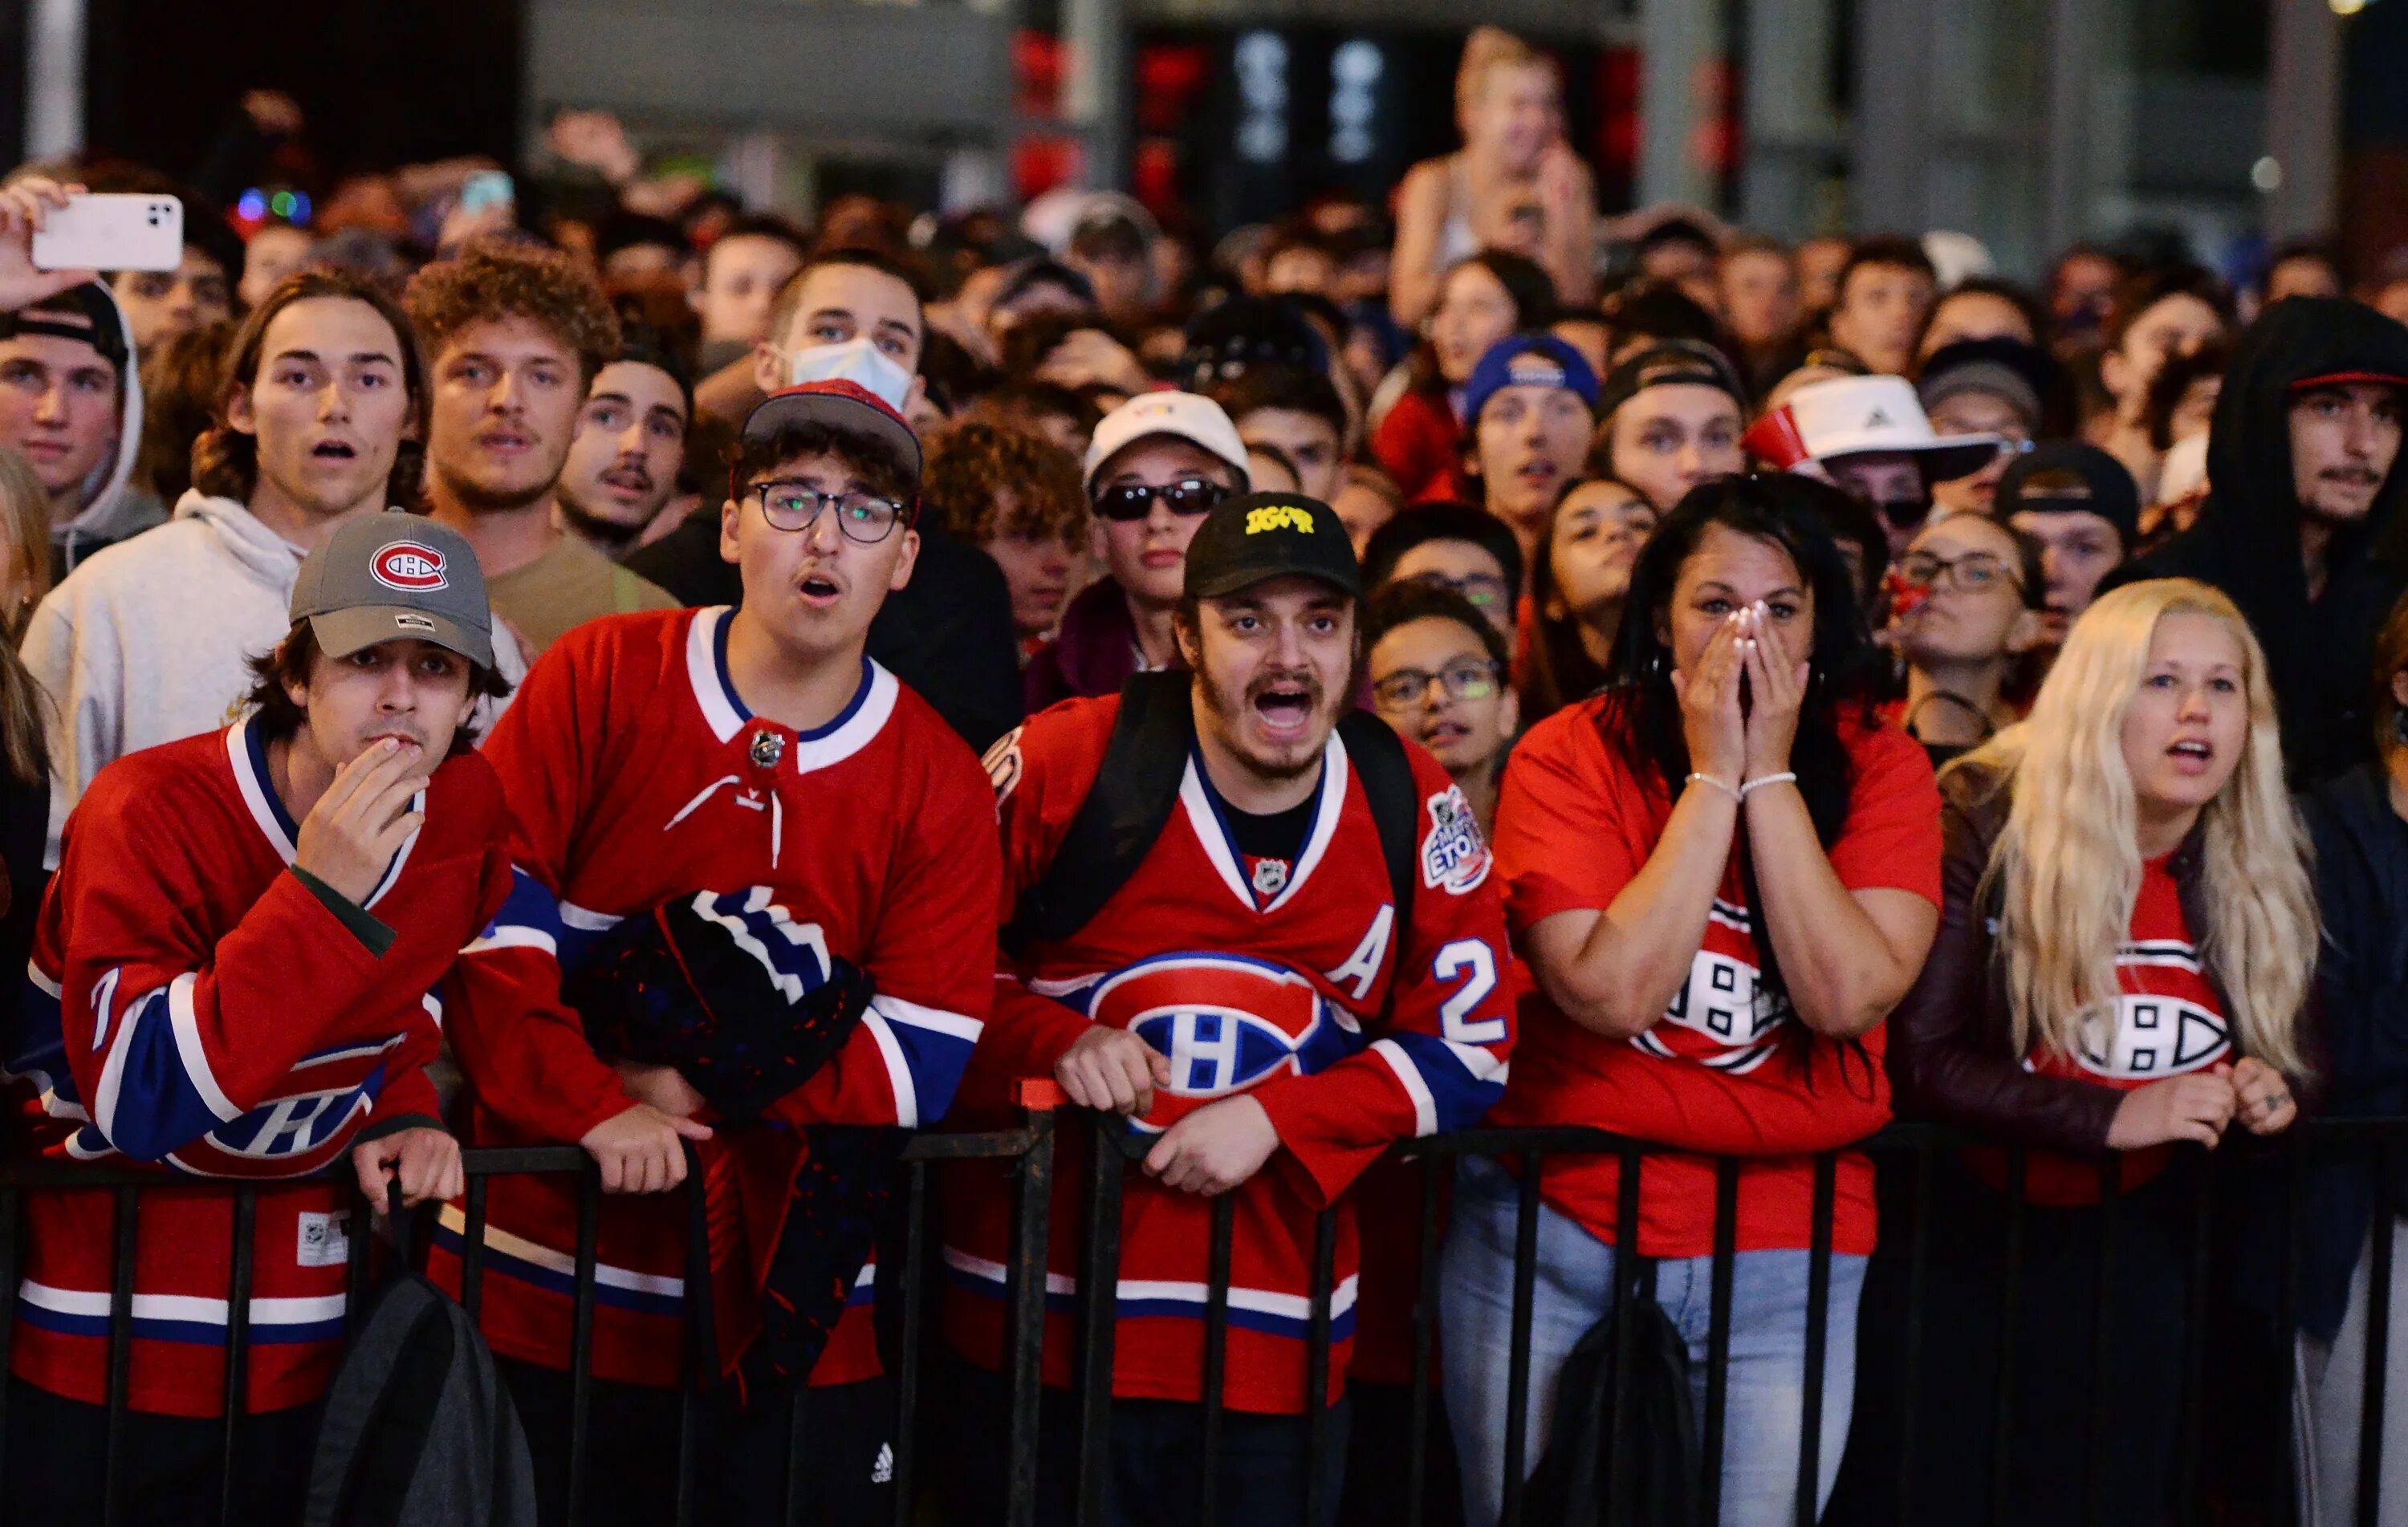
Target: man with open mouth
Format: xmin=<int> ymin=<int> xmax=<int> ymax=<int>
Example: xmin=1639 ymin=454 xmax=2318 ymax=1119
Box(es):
xmin=552 ymin=323 xmax=691 ymax=559
xmin=946 ymin=488 xmax=1515 ymax=1525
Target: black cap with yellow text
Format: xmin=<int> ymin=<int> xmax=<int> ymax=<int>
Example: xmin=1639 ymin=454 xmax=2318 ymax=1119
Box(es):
xmin=1182 ymin=490 xmax=1361 ymax=601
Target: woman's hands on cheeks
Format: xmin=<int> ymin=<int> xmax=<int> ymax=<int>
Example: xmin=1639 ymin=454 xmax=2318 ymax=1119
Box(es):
xmin=1672 ymin=613 xmax=1747 ymax=789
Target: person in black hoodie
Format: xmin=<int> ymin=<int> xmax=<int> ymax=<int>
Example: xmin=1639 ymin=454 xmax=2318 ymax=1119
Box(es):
xmin=2108 ymin=296 xmax=2408 ymax=783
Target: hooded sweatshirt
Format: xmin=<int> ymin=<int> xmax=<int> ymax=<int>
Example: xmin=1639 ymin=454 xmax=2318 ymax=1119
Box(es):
xmin=46 ymin=283 xmax=166 ymax=578
xmin=20 ymin=492 xmax=527 ymax=867
xmin=2112 ymin=297 xmax=2408 ymax=783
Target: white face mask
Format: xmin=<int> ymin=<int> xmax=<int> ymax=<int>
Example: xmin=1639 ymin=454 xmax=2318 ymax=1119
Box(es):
xmin=787 ymin=337 xmax=913 ymax=412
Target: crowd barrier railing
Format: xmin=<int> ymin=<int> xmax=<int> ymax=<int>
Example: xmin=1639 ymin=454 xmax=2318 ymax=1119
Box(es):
xmin=1 ymin=1099 xmax=2400 ymax=1527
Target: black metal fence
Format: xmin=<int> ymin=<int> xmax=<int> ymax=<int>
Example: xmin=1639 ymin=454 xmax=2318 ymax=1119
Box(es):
xmin=0 ymin=1103 xmax=2399 ymax=1527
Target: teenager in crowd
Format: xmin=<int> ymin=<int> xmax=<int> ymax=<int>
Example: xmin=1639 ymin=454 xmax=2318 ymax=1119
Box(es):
xmin=1449 ymin=473 xmax=1942 ymax=1527
xmin=1997 ymin=441 xmax=2137 ymax=654
xmin=1718 ymin=236 xmax=1800 ymax=395
xmin=2111 ymin=295 xmax=2408 ymax=783
xmin=1917 ymin=337 xmax=2048 ymax=517
xmin=1824 ymin=237 xmax=1938 ymax=378
xmin=921 ymin=418 xmax=1089 ymax=658
xmin=1884 ymin=511 xmax=2044 ymax=767
xmin=437 ymin=380 xmax=995 ymax=1524
xmin=2293 ymin=592 xmax=2408 ymax=1524
xmin=1463 ymin=333 xmax=1598 ymax=562
xmin=551 ymin=325 xmax=691 ymax=558
xmin=1587 ymin=339 xmax=1747 ymax=514
xmin=1333 ymin=461 xmax=1405 ymax=557
xmin=410 ymin=242 xmax=677 ymax=652
xmin=1914 ymin=276 xmax=2045 ymax=362
xmin=1390 ymin=26 xmax=1596 ymax=325
xmin=1024 ymin=390 xmax=1251 ymax=707
xmin=22 ymin=266 xmax=488 ymax=867
xmin=2092 ymin=263 xmax=2232 ymax=501
xmin=0 ymin=518 xmax=538 ymax=1523
xmin=1850 ymin=579 xmax=2313 ymax=1525
xmin=1373 ymin=250 xmax=1556 ymax=504
xmin=1210 ymin=364 xmax=1349 ymax=503
xmin=688 ymin=213 xmax=807 ymax=373
xmin=1519 ymin=475 xmax=1658 ymax=721
xmin=643 ymin=246 xmax=1027 ymax=751
xmin=1362 ymin=502 xmax=1526 ymax=641
xmin=950 ymin=489 xmax=1513 ymax=1525
xmin=1368 ymin=579 xmax=1519 ymax=835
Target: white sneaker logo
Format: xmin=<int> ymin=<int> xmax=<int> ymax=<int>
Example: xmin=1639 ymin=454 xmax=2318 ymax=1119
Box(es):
xmin=872 ymin=1443 xmax=894 ymax=1484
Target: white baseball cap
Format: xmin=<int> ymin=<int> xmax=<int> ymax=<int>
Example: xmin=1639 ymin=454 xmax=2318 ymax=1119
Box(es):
xmin=1743 ymin=375 xmax=2001 ymax=484
xmin=1083 ymin=391 xmax=1251 ymax=493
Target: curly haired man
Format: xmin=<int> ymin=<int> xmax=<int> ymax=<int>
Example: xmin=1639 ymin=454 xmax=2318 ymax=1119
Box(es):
xmin=409 ymin=240 xmax=677 ymax=653
xmin=920 ymin=419 xmax=1089 ymax=656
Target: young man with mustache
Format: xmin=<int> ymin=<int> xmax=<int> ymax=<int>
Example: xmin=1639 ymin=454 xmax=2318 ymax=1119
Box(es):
xmin=0 ymin=518 xmax=688 ymax=1521
xmin=19 ymin=266 xmax=528 ymax=867
xmin=410 ymin=242 xmax=677 ymax=654
xmin=948 ymin=489 xmax=1515 ymax=1525
xmin=2109 ymin=295 xmax=2408 ymax=782
xmin=436 ymin=380 xmax=997 ymax=1524
xmin=553 ymin=327 xmax=690 ymax=558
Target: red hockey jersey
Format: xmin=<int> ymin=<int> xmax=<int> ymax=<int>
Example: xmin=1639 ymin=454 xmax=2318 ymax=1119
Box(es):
xmin=943 ymin=692 xmax=1515 ymax=1415
xmin=2 ymin=719 xmax=506 ymax=1416
xmin=433 ymin=607 xmax=999 ymax=1389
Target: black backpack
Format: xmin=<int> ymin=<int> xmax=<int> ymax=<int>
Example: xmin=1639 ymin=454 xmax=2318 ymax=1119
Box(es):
xmin=1003 ymin=671 xmax=1422 ymax=959
xmin=1519 ymin=1266 xmax=1702 ymax=1527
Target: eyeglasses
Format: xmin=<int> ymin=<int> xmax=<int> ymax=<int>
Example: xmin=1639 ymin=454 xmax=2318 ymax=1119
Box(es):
xmin=1896 ymin=549 xmax=2022 ymax=593
xmin=1401 ymin=570 xmax=1512 ymax=612
xmin=1092 ymin=477 xmax=1232 ymax=522
xmin=1371 ymin=660 xmax=1503 ymax=711
xmin=749 ymin=481 xmax=909 ymax=543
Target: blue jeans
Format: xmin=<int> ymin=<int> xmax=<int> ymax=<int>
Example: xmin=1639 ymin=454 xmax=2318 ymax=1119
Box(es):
xmin=1438 ymin=1155 xmax=1865 ymax=1527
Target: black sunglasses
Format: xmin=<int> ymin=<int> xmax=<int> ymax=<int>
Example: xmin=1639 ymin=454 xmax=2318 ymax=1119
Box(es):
xmin=1092 ymin=477 xmax=1232 ymax=522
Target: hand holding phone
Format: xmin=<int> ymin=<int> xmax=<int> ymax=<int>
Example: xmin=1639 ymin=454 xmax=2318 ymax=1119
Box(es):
xmin=31 ymin=193 xmax=184 ymax=274
xmin=0 ymin=177 xmax=101 ymax=313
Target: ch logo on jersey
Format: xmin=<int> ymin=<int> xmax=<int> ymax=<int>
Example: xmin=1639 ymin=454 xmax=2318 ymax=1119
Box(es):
xmin=2072 ymin=993 xmax=2230 ymax=1080
xmin=689 ymin=887 xmax=834 ymax=1004
xmin=370 ymin=542 xmax=449 ymax=591
xmin=1082 ymin=953 xmax=1354 ymax=1131
xmin=1635 ymin=947 xmax=1789 ymax=1074
xmin=150 ymin=1047 xmax=398 ymax=1179
xmin=1421 ymin=786 xmax=1491 ymax=895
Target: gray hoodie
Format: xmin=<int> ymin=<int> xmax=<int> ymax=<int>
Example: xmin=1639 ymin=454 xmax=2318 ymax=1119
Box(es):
xmin=21 ymin=491 xmax=527 ymax=866
xmin=48 ymin=282 xmax=166 ymax=576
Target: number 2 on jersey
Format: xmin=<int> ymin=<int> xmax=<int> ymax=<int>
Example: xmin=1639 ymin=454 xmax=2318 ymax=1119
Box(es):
xmin=1434 ymin=939 xmax=1505 ymax=1044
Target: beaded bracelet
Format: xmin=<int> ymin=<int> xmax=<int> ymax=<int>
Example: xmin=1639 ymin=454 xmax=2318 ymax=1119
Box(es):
xmin=1685 ymin=771 xmax=1742 ymax=802
xmin=1741 ymin=771 xmax=1799 ymax=798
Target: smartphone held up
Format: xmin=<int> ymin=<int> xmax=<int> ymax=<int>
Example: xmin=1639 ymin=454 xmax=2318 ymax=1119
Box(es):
xmin=30 ymin=193 xmax=184 ymax=273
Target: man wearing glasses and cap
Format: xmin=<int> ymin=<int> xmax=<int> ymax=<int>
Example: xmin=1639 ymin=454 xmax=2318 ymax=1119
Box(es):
xmin=1025 ymin=389 xmax=1253 ymax=709
xmin=951 ymin=489 xmax=1513 ymax=1524
xmin=0 ymin=516 xmax=622 ymax=1518
xmin=436 ymin=379 xmax=999 ymax=1522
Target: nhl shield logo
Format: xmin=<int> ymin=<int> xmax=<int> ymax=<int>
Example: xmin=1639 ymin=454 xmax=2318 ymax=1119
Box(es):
xmin=1251 ymin=858 xmax=1290 ymax=897
xmin=1081 ymin=953 xmax=1356 ymax=1131
xmin=750 ymin=730 xmax=786 ymax=770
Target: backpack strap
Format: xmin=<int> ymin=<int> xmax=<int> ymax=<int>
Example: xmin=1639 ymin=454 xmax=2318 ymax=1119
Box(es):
xmin=1002 ymin=671 xmax=1197 ymax=957
xmin=1336 ymin=709 xmax=1420 ymax=952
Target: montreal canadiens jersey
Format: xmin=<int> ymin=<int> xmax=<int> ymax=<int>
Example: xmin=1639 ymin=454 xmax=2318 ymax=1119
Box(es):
xmin=433 ymin=607 xmax=998 ymax=1389
xmin=943 ymin=692 xmax=1515 ymax=1415
xmin=2 ymin=719 xmax=508 ymax=1416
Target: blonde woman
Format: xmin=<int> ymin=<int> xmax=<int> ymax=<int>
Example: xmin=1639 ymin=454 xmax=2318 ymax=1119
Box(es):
xmin=0 ymin=445 xmax=50 ymax=636
xmin=1836 ymin=579 xmax=2315 ymax=1525
xmin=0 ymin=446 xmax=51 ymax=1012
xmin=1389 ymin=27 xmax=1597 ymax=326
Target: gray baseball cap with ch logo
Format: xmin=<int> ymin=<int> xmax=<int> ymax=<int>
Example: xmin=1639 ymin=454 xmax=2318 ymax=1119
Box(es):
xmin=289 ymin=514 xmax=495 ymax=672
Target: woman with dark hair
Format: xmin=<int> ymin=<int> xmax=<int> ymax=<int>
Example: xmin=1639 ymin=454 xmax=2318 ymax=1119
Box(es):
xmin=1442 ymin=474 xmax=1943 ymax=1526
xmin=1372 ymin=250 xmax=1557 ymax=504
xmin=1519 ymin=475 xmax=1658 ymax=721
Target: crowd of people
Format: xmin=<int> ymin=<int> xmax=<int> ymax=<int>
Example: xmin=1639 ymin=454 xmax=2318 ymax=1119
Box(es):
xmin=0 ymin=30 xmax=2403 ymax=1527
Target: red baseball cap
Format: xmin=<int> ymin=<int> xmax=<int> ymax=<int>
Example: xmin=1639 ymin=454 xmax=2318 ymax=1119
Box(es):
xmin=737 ymin=380 xmax=922 ymax=489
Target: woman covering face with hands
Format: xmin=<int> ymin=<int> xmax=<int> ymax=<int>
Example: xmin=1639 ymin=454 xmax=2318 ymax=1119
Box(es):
xmin=1841 ymin=578 xmax=2316 ymax=1525
xmin=1442 ymin=474 xmax=1942 ymax=1527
